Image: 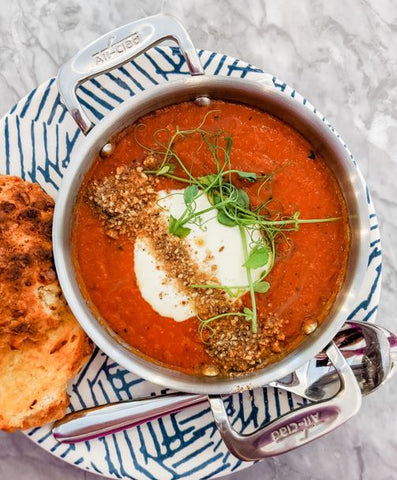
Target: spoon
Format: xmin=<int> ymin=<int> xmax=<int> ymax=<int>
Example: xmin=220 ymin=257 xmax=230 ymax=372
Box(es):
xmin=53 ymin=320 xmax=396 ymax=443
xmin=271 ymin=320 xmax=396 ymax=400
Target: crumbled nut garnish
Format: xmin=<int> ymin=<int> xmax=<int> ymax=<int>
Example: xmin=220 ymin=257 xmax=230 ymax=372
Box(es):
xmin=142 ymin=153 xmax=161 ymax=170
xmin=205 ymin=313 xmax=285 ymax=374
xmin=85 ymin=158 xmax=285 ymax=375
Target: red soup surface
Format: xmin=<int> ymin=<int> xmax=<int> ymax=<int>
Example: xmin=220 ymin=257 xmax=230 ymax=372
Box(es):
xmin=72 ymin=101 xmax=350 ymax=376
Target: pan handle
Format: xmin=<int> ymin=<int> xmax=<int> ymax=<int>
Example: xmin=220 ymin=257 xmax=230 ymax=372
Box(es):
xmin=208 ymin=341 xmax=362 ymax=461
xmin=57 ymin=14 xmax=203 ymax=135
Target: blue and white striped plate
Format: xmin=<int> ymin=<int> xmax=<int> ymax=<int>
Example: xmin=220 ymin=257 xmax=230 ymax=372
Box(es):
xmin=0 ymin=47 xmax=382 ymax=480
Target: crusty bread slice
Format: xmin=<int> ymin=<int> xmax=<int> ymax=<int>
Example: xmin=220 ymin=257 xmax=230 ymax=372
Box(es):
xmin=0 ymin=296 xmax=91 ymax=431
xmin=0 ymin=175 xmax=92 ymax=431
xmin=0 ymin=175 xmax=59 ymax=348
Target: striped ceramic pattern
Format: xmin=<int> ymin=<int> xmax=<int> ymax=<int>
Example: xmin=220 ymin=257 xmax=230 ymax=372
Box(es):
xmin=0 ymin=47 xmax=381 ymax=480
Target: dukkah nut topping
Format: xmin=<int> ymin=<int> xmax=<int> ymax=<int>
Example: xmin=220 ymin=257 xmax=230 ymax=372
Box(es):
xmin=85 ymin=161 xmax=285 ymax=375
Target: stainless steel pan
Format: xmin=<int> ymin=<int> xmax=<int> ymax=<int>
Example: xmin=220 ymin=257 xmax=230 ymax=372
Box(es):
xmin=53 ymin=14 xmax=371 ymax=458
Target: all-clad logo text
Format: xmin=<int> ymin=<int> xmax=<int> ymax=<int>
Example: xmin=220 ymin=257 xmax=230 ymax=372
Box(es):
xmin=271 ymin=412 xmax=321 ymax=442
xmin=92 ymin=33 xmax=140 ymax=65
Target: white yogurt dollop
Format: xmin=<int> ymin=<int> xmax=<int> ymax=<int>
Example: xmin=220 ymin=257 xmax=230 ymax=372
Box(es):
xmin=134 ymin=189 xmax=264 ymax=321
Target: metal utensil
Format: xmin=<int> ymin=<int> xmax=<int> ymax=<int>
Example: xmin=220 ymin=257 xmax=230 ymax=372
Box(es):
xmin=53 ymin=321 xmax=396 ymax=444
xmin=271 ymin=320 xmax=396 ymax=400
xmin=208 ymin=321 xmax=396 ymax=460
xmin=372 ymin=322 xmax=397 ymax=382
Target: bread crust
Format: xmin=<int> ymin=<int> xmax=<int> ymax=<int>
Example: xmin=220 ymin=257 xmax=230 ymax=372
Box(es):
xmin=0 ymin=176 xmax=92 ymax=432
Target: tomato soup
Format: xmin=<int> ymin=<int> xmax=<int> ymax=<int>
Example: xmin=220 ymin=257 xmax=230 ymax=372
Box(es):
xmin=72 ymin=101 xmax=350 ymax=376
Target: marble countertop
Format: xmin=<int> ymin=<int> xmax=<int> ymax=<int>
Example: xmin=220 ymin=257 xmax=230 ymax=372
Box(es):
xmin=0 ymin=1 xmax=396 ymax=479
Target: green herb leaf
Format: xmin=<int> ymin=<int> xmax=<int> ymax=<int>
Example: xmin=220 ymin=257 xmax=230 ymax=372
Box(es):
xmin=156 ymin=164 xmax=174 ymax=176
xmin=243 ymin=245 xmax=270 ymax=269
xmin=217 ymin=210 xmax=237 ymax=226
xmin=243 ymin=307 xmax=254 ymax=318
xmin=237 ymin=171 xmax=257 ymax=182
xmin=253 ymin=280 xmax=270 ymax=293
xmin=168 ymin=215 xmax=191 ymax=238
xmin=198 ymin=174 xmax=218 ymax=188
xmin=183 ymin=185 xmax=199 ymax=205
xmin=208 ymin=191 xmax=222 ymax=206
xmin=236 ymin=189 xmax=250 ymax=209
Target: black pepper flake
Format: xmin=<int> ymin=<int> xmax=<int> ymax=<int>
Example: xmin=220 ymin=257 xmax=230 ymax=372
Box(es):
xmin=308 ymin=150 xmax=316 ymax=160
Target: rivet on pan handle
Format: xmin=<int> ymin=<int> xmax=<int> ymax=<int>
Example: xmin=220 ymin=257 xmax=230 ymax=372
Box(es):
xmin=208 ymin=341 xmax=362 ymax=461
xmin=57 ymin=14 xmax=204 ymax=135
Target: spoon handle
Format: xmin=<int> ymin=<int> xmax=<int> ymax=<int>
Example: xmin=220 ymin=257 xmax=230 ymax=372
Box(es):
xmin=53 ymin=393 xmax=206 ymax=443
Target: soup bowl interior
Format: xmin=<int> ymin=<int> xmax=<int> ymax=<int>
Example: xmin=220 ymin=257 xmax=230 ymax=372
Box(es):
xmin=53 ymin=76 xmax=370 ymax=394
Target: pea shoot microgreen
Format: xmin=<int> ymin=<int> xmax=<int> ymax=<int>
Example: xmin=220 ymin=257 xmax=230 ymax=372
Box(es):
xmin=183 ymin=185 xmax=199 ymax=206
xmin=134 ymin=111 xmax=340 ymax=338
xmin=168 ymin=215 xmax=191 ymax=239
